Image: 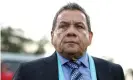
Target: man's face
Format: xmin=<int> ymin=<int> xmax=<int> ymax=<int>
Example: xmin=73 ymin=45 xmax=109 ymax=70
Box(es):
xmin=51 ymin=10 xmax=93 ymax=60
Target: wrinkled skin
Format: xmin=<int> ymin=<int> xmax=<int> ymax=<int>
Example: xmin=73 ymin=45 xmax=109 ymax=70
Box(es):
xmin=51 ymin=10 xmax=93 ymax=60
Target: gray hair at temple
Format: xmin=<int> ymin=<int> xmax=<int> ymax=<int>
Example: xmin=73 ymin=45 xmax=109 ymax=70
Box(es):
xmin=52 ymin=3 xmax=92 ymax=32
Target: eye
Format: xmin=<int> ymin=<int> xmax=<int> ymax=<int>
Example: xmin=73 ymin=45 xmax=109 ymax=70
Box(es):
xmin=76 ymin=24 xmax=84 ymax=29
xmin=58 ymin=24 xmax=69 ymax=31
xmin=59 ymin=24 xmax=67 ymax=28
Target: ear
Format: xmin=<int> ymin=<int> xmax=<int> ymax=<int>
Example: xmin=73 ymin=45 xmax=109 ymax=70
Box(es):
xmin=51 ymin=31 xmax=54 ymax=45
xmin=88 ymin=32 xmax=93 ymax=45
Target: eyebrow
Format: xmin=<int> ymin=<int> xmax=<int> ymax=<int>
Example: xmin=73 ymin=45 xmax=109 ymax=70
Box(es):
xmin=74 ymin=22 xmax=84 ymax=25
xmin=60 ymin=21 xmax=69 ymax=24
xmin=60 ymin=21 xmax=84 ymax=25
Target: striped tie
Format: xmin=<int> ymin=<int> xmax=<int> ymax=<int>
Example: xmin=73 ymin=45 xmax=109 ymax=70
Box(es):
xmin=66 ymin=61 xmax=83 ymax=80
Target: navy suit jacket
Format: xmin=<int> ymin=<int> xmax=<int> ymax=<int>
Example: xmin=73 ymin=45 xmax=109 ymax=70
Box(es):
xmin=13 ymin=53 xmax=125 ymax=80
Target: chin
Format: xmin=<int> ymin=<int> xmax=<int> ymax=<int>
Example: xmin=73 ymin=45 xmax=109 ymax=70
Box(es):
xmin=62 ymin=49 xmax=83 ymax=59
xmin=64 ymin=49 xmax=78 ymax=54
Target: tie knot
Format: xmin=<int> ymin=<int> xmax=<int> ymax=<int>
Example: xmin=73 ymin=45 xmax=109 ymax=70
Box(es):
xmin=66 ymin=61 xmax=80 ymax=69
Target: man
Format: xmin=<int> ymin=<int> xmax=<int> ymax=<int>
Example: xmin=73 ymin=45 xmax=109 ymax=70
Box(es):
xmin=13 ymin=3 xmax=125 ymax=80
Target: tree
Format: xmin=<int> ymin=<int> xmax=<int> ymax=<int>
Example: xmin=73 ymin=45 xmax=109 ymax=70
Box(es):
xmin=1 ymin=26 xmax=49 ymax=55
xmin=35 ymin=36 xmax=49 ymax=55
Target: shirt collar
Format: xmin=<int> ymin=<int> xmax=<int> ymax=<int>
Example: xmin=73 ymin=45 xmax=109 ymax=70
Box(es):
xmin=56 ymin=52 xmax=69 ymax=65
xmin=56 ymin=51 xmax=89 ymax=68
xmin=78 ymin=52 xmax=89 ymax=68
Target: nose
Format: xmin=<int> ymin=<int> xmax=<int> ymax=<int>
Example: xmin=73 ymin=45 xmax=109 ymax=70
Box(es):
xmin=66 ymin=25 xmax=77 ymax=37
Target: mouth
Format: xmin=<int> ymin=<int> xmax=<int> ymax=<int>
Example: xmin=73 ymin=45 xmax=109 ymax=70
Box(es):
xmin=64 ymin=41 xmax=78 ymax=44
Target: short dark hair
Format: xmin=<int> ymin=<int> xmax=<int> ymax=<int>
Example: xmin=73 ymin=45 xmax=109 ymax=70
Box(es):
xmin=52 ymin=3 xmax=92 ymax=32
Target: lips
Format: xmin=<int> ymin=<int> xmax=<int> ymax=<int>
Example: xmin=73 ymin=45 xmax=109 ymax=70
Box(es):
xmin=64 ymin=41 xmax=78 ymax=44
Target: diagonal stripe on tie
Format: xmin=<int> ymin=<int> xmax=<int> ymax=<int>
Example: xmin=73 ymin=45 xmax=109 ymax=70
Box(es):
xmin=66 ymin=61 xmax=83 ymax=80
xmin=71 ymin=68 xmax=83 ymax=80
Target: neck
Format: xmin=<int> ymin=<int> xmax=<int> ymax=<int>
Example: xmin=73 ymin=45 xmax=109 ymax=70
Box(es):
xmin=58 ymin=51 xmax=85 ymax=60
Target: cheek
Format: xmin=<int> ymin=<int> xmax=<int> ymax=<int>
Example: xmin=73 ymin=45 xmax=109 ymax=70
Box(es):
xmin=83 ymin=31 xmax=89 ymax=39
xmin=79 ymin=31 xmax=90 ymax=45
xmin=53 ymin=31 xmax=64 ymax=46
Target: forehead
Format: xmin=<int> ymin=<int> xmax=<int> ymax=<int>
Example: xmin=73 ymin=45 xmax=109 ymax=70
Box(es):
xmin=57 ymin=10 xmax=86 ymax=23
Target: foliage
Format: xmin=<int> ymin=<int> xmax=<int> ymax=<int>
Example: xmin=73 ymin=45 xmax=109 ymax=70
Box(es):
xmin=1 ymin=26 xmax=48 ymax=55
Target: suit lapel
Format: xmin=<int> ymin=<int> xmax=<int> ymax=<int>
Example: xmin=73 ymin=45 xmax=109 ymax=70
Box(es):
xmin=93 ymin=57 xmax=113 ymax=80
xmin=43 ymin=52 xmax=58 ymax=80
xmin=93 ymin=57 xmax=104 ymax=80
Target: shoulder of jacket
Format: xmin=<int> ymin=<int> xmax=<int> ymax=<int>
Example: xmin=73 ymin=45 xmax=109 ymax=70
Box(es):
xmin=92 ymin=56 xmax=122 ymax=68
